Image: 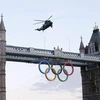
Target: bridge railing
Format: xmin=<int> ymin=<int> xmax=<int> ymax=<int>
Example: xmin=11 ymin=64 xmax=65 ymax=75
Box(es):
xmin=83 ymin=55 xmax=100 ymax=60
xmin=6 ymin=45 xmax=54 ymax=56
xmin=6 ymin=45 xmax=80 ymax=57
xmin=62 ymin=52 xmax=80 ymax=58
xmin=6 ymin=45 xmax=30 ymax=52
xmin=6 ymin=45 xmax=100 ymax=62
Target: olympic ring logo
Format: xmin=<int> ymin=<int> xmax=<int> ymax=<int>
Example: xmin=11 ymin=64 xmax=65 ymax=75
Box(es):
xmin=38 ymin=60 xmax=74 ymax=82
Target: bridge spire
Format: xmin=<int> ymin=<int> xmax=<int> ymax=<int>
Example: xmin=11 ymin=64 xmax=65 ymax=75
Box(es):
xmin=79 ymin=36 xmax=85 ymax=55
xmin=93 ymin=22 xmax=99 ymax=31
xmin=0 ymin=14 xmax=6 ymax=31
xmin=79 ymin=36 xmax=84 ymax=50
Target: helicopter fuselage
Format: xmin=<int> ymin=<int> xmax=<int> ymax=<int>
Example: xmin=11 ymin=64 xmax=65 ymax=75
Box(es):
xmin=36 ymin=20 xmax=53 ymax=31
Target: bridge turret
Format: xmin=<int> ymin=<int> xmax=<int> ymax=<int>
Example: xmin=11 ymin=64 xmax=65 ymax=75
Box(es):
xmin=81 ymin=24 xmax=100 ymax=100
xmin=79 ymin=36 xmax=85 ymax=57
xmin=0 ymin=14 xmax=6 ymax=100
xmin=86 ymin=23 xmax=100 ymax=55
xmin=0 ymin=14 xmax=6 ymax=31
xmin=54 ymin=46 xmax=62 ymax=56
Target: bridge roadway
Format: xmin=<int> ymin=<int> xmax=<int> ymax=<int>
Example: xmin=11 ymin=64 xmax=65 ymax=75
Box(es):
xmin=5 ymin=45 xmax=100 ymax=67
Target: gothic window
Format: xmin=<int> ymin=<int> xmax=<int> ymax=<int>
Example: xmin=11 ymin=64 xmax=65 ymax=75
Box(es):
xmin=85 ymin=46 xmax=88 ymax=54
xmin=90 ymin=80 xmax=96 ymax=93
xmin=90 ymin=71 xmax=96 ymax=80
xmin=97 ymin=69 xmax=100 ymax=79
xmin=90 ymin=48 xmax=91 ymax=54
xmin=89 ymin=86 xmax=92 ymax=93
xmin=96 ymin=86 xmax=99 ymax=92
xmin=95 ymin=42 xmax=99 ymax=51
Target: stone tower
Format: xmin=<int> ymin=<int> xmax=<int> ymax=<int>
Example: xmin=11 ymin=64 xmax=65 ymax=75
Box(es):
xmin=80 ymin=24 xmax=100 ymax=100
xmin=0 ymin=14 xmax=6 ymax=100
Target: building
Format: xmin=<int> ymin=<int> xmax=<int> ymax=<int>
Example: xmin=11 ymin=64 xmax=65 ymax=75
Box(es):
xmin=80 ymin=24 xmax=100 ymax=100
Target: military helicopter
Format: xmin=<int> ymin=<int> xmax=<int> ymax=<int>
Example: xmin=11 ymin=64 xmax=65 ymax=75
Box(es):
xmin=34 ymin=15 xmax=53 ymax=31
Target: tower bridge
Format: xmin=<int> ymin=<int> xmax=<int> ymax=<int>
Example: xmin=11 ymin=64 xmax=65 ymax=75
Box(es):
xmin=0 ymin=15 xmax=100 ymax=100
xmin=5 ymin=45 xmax=100 ymax=65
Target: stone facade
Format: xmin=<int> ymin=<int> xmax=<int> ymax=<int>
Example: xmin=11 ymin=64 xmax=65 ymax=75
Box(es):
xmin=80 ymin=25 xmax=100 ymax=100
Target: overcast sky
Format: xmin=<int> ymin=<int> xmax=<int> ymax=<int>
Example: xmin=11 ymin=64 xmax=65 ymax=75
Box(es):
xmin=0 ymin=0 xmax=100 ymax=100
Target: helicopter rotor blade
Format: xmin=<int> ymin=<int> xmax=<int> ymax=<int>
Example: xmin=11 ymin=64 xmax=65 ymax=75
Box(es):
xmin=33 ymin=21 xmax=44 ymax=25
xmin=34 ymin=20 xmax=45 ymax=22
xmin=47 ymin=15 xmax=53 ymax=20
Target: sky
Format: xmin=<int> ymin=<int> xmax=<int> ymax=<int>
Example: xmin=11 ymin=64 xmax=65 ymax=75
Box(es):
xmin=0 ymin=0 xmax=100 ymax=100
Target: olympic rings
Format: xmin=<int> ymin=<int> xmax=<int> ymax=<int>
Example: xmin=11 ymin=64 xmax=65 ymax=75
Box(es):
xmin=63 ymin=62 xmax=74 ymax=76
xmin=51 ymin=64 xmax=62 ymax=75
xmin=45 ymin=67 xmax=56 ymax=81
xmin=38 ymin=60 xmax=74 ymax=82
xmin=57 ymin=68 xmax=68 ymax=82
xmin=38 ymin=60 xmax=50 ymax=74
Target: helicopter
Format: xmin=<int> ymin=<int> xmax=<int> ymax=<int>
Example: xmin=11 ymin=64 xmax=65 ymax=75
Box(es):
xmin=34 ymin=15 xmax=53 ymax=31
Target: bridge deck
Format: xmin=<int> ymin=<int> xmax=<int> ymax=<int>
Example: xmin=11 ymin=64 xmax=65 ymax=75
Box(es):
xmin=6 ymin=45 xmax=100 ymax=67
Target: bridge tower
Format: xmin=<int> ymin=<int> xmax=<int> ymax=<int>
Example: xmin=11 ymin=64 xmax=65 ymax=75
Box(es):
xmin=0 ymin=14 xmax=6 ymax=100
xmin=80 ymin=24 xmax=100 ymax=100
